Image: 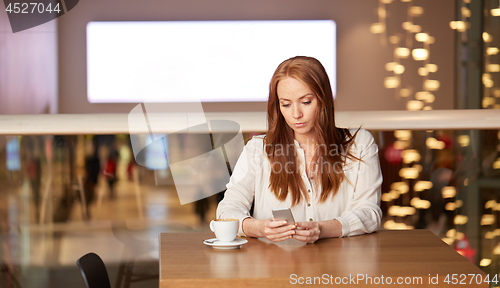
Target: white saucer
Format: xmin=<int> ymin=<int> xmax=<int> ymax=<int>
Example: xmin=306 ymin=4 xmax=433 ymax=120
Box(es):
xmin=203 ymin=238 xmax=248 ymax=249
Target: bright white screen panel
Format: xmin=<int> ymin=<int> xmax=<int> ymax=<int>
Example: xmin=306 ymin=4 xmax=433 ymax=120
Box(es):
xmin=87 ymin=20 xmax=336 ymax=103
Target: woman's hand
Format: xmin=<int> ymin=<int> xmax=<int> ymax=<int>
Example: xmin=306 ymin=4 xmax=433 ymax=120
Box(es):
xmin=292 ymin=221 xmax=321 ymax=243
xmin=261 ymin=219 xmax=297 ymax=242
xmin=243 ymin=218 xmax=296 ymax=242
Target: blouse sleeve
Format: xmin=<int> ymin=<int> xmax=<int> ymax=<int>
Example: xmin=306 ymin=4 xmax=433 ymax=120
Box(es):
xmin=334 ymin=129 xmax=383 ymax=237
xmin=216 ymin=137 xmax=261 ymax=236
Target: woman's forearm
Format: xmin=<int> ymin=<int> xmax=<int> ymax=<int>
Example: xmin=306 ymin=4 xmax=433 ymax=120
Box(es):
xmin=242 ymin=217 xmax=264 ymax=237
xmin=318 ymin=219 xmax=343 ymax=239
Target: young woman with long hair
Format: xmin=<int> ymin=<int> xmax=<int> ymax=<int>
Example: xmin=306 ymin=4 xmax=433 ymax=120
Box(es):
xmin=217 ymin=56 xmax=382 ymax=243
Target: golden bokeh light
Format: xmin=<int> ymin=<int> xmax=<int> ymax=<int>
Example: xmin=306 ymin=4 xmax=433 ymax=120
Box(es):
xmin=402 ymin=21 xmax=413 ymax=31
xmin=446 ymin=229 xmax=456 ymax=238
xmin=483 ymin=80 xmax=494 ymax=88
xmin=485 ymin=200 xmax=497 ymax=209
xmin=390 ymin=182 xmax=409 ymax=194
xmin=493 ymin=244 xmax=500 ymax=255
xmin=412 ymin=48 xmax=429 ymax=61
xmin=395 ymin=47 xmax=410 ymax=58
xmin=449 ymin=21 xmax=467 ymax=32
xmin=456 ymin=200 xmax=463 ymax=208
xmin=389 ymin=35 xmax=400 ymax=45
xmin=482 ymin=97 xmax=495 ymax=108
xmin=384 ymin=76 xmax=400 ymax=88
xmin=394 ymin=130 xmax=411 ymax=140
xmin=493 ymin=158 xmax=500 ymax=169
xmin=454 ymin=215 xmax=468 ymax=225
xmin=385 ymin=62 xmax=397 ymax=71
xmin=410 ymin=25 xmax=422 ymax=33
xmin=487 ymin=64 xmax=500 ymax=73
xmin=370 ymin=23 xmax=385 ymax=34
xmin=399 ymin=88 xmax=411 ymax=97
xmin=383 ymin=220 xmax=395 ymax=229
xmin=388 ymin=205 xmax=416 ymax=217
xmin=388 ymin=206 xmax=399 ymax=216
xmin=426 ymin=137 xmax=445 ymax=150
xmin=425 ymin=63 xmax=438 ymax=72
xmin=441 ymin=186 xmax=456 ymax=198
xmin=384 ymin=220 xmax=414 ymax=230
xmin=415 ymin=91 xmax=435 ymax=103
xmin=378 ymin=7 xmax=386 ymax=18
xmin=418 ymin=67 xmax=429 ymax=76
xmin=394 ymin=140 xmax=409 ymax=150
xmin=461 ymin=7 xmax=471 ymax=18
xmin=409 ymin=6 xmax=424 ymax=16
xmin=485 ymin=231 xmax=495 ymax=240
xmin=424 ymin=79 xmax=440 ymax=91
xmin=415 ymin=33 xmax=429 ymax=42
xmin=487 ymin=47 xmax=500 ymax=55
xmin=381 ymin=193 xmax=393 ymax=202
xmin=414 ymin=181 xmax=432 ymax=191
xmin=445 ymin=202 xmax=456 ymax=211
xmin=483 ymin=73 xmax=493 ymax=87
xmin=479 ymin=259 xmax=491 ymax=267
xmin=423 ymin=106 xmax=432 ymax=110
xmin=389 ymin=190 xmax=400 ymax=200
xmin=393 ymin=64 xmax=405 ymax=74
xmin=407 ymin=100 xmax=424 ymax=111
xmin=457 ymin=135 xmax=470 ymax=147
xmin=481 ymin=214 xmax=495 ymax=226
xmin=494 ymin=203 xmax=500 ymax=211
xmin=411 ymin=197 xmax=431 ymax=209
xmin=399 ymin=167 xmax=419 ymax=179
xmin=491 ymin=8 xmax=500 ymax=16
xmin=402 ymin=149 xmax=421 ymax=163
xmin=483 ymin=32 xmax=493 ymax=42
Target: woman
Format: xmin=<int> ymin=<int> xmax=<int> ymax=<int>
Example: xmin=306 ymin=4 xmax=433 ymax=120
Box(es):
xmin=217 ymin=56 xmax=382 ymax=243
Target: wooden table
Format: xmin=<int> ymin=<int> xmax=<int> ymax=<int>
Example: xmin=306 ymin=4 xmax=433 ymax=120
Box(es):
xmin=159 ymin=230 xmax=488 ymax=287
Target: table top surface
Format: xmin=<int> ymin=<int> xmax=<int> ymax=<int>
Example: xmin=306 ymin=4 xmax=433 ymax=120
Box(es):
xmin=159 ymin=230 xmax=488 ymax=287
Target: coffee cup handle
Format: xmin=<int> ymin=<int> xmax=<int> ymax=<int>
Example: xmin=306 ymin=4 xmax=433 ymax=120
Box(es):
xmin=209 ymin=220 xmax=215 ymax=232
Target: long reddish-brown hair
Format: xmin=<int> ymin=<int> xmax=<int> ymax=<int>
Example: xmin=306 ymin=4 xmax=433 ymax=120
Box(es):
xmin=265 ymin=56 xmax=359 ymax=206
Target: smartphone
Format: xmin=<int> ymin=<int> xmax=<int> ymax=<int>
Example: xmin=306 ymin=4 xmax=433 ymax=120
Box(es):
xmin=272 ymin=208 xmax=295 ymax=225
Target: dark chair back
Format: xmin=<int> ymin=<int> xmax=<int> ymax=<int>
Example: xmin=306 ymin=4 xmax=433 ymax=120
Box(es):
xmin=76 ymin=252 xmax=111 ymax=288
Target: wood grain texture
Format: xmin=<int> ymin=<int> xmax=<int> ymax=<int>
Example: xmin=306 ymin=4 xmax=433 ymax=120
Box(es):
xmin=159 ymin=230 xmax=488 ymax=288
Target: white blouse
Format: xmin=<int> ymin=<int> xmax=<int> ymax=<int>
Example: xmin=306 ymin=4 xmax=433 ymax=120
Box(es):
xmin=216 ymin=128 xmax=382 ymax=237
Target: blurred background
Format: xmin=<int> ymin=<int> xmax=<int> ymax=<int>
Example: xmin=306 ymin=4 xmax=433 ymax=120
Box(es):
xmin=1 ymin=0 xmax=500 ymax=287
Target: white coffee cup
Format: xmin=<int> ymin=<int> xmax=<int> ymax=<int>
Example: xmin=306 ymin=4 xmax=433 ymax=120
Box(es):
xmin=210 ymin=219 xmax=239 ymax=242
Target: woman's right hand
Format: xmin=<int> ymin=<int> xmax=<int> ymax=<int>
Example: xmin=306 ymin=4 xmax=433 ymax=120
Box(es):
xmin=243 ymin=218 xmax=296 ymax=242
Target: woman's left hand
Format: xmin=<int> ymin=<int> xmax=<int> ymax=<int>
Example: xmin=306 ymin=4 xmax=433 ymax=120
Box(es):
xmin=292 ymin=221 xmax=321 ymax=243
